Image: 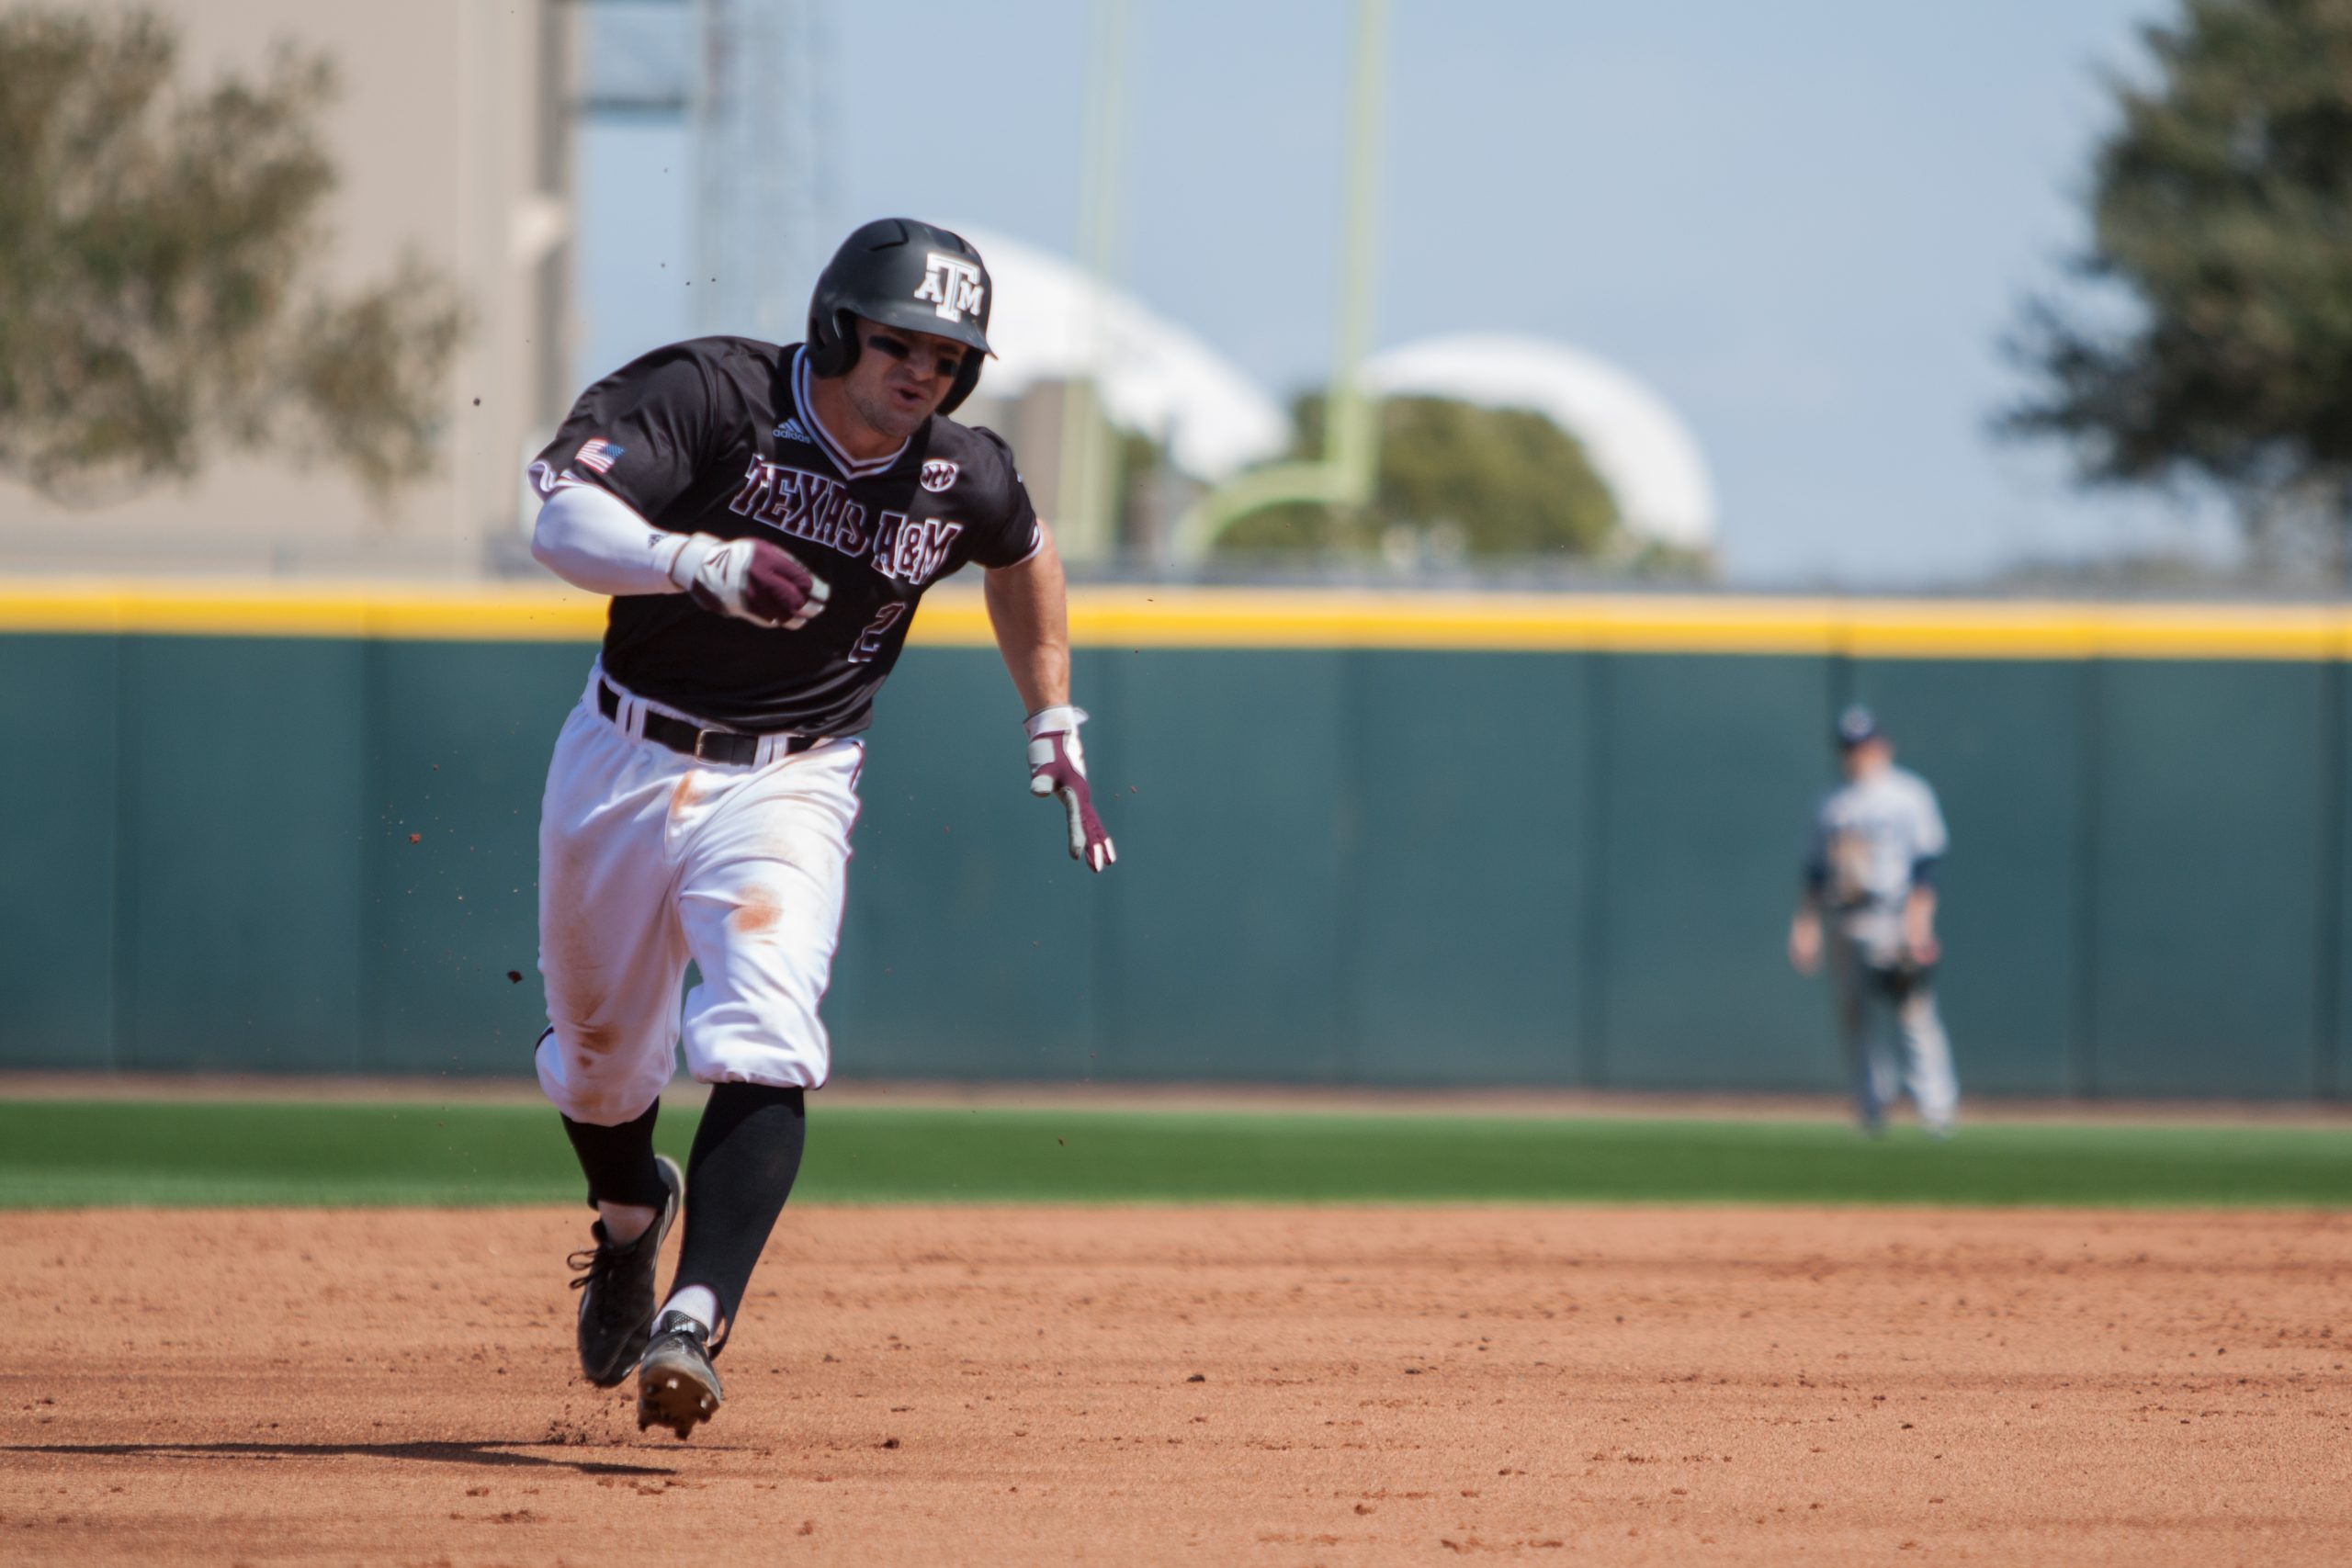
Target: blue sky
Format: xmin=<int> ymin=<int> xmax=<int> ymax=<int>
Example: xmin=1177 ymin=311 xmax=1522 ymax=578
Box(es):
xmin=576 ymin=0 xmax=2224 ymax=582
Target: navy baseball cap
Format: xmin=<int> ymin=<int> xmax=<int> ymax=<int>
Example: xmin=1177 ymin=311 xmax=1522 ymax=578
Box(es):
xmin=1836 ymin=704 xmax=1882 ymax=747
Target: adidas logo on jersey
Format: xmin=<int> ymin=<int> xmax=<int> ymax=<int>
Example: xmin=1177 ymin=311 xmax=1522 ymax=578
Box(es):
xmin=920 ymin=459 xmax=959 ymax=492
xmin=772 ymin=417 xmax=813 ymax=446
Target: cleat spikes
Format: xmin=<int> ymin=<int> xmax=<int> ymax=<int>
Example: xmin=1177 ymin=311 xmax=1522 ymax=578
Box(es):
xmin=635 ymin=1309 xmax=723 ymax=1440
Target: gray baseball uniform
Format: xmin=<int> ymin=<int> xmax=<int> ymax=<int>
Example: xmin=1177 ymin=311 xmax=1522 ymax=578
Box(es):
xmin=1807 ymin=762 xmax=1958 ymax=1134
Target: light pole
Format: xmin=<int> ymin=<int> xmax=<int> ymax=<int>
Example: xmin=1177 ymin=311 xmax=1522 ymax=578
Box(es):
xmin=1169 ymin=0 xmax=1388 ymax=562
xmin=1057 ymin=0 xmax=1133 ymax=564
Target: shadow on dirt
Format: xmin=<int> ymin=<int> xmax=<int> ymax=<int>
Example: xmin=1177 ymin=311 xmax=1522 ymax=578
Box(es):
xmin=3 ymin=1440 xmax=676 ymax=1477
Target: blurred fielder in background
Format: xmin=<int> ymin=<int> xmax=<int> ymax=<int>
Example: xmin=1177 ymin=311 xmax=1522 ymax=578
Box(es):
xmin=1788 ymin=705 xmax=1958 ymax=1137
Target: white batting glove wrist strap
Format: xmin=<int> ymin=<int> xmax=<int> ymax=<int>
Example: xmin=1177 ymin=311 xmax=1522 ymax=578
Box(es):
xmin=1028 ymin=731 xmax=1088 ymax=776
xmin=664 ymin=533 xmax=727 ymax=592
xmin=1023 ymin=705 xmax=1089 ymax=739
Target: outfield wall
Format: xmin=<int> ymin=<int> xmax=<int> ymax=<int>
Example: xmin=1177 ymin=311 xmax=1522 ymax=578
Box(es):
xmin=2 ymin=583 xmax=2346 ymax=1098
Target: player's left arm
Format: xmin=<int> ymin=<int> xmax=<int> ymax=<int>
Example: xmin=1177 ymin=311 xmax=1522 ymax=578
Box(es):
xmin=982 ymin=522 xmax=1115 ymax=873
xmin=1903 ymin=777 xmax=1948 ymax=964
xmin=1902 ymin=878 xmax=1939 ymax=966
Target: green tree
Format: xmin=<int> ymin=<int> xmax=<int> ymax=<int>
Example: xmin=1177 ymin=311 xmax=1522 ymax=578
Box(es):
xmin=1216 ymin=393 xmax=1622 ymax=558
xmin=2004 ymin=0 xmax=2352 ymax=569
xmin=0 ymin=8 xmax=465 ymax=506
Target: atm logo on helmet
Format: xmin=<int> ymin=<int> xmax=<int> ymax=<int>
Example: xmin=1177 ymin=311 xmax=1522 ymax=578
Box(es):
xmin=914 ymin=253 xmax=985 ymax=324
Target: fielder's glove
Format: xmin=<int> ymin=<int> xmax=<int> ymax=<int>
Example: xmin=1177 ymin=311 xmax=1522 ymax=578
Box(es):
xmin=1025 ymin=705 xmax=1115 ymax=873
xmin=668 ymin=533 xmax=831 ymax=629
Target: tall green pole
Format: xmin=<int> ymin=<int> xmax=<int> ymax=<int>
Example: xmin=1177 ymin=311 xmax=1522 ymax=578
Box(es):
xmin=1323 ymin=0 xmax=1387 ymax=527
xmin=1057 ymin=0 xmax=1131 ymax=563
xmin=1170 ymin=0 xmax=1387 ymax=560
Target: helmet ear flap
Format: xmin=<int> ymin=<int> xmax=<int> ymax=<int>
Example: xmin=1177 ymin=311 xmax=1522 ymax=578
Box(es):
xmin=807 ymin=308 xmax=858 ymax=378
xmin=938 ymin=351 xmax=985 ymax=416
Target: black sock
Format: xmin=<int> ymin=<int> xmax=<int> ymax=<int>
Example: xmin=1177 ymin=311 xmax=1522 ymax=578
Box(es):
xmin=560 ymin=1099 xmax=668 ymax=1211
xmin=671 ymin=1082 xmax=807 ymax=1343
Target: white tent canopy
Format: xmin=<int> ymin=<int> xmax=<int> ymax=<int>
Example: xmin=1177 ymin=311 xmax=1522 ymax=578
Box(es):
xmin=956 ymin=226 xmax=1290 ymax=484
xmin=951 ymin=233 xmax=1718 ymax=549
xmin=1361 ymin=334 xmax=1718 ymax=548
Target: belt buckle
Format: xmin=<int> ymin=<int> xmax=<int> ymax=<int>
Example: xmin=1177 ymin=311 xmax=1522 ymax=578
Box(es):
xmin=692 ymin=728 xmax=723 ymax=762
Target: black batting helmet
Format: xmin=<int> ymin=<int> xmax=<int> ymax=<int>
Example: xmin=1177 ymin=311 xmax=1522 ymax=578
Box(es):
xmin=806 ymin=218 xmax=993 ymax=415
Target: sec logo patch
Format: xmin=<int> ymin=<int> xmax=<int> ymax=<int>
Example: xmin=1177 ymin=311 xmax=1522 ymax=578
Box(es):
xmin=920 ymin=459 xmax=959 ymax=492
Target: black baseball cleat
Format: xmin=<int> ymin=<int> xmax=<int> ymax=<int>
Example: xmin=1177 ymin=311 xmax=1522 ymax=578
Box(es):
xmin=636 ymin=1310 xmax=723 ymax=1439
xmin=567 ymin=1154 xmax=684 ymax=1388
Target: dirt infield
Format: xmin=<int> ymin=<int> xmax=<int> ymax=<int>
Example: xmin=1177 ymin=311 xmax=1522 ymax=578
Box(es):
xmin=4 ymin=1207 xmax=2349 ymax=1565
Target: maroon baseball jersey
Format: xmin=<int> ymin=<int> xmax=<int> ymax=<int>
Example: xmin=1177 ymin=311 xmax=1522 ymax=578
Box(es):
xmin=529 ymin=336 xmax=1040 ymax=735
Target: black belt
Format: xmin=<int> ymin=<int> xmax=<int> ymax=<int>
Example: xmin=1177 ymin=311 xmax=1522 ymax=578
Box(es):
xmin=598 ymin=679 xmax=817 ymax=766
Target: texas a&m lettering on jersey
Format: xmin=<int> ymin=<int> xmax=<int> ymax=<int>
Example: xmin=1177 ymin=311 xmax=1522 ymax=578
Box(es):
xmin=727 ymin=457 xmax=873 ymax=558
xmin=529 ymin=336 xmax=1041 ymax=737
xmin=871 ymin=513 xmax=963 ymax=587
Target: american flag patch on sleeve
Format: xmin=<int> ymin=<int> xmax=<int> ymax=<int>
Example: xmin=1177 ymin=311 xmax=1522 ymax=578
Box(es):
xmin=574 ymin=438 xmax=624 ymax=474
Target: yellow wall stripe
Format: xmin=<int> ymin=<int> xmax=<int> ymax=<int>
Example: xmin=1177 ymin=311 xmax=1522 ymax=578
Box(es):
xmin=0 ymin=581 xmax=608 ymax=641
xmin=0 ymin=578 xmax=2346 ymax=660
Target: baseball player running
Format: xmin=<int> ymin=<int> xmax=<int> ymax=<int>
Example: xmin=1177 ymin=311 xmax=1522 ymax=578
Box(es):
xmin=1787 ymin=705 xmax=1957 ymax=1137
xmin=524 ymin=219 xmax=1114 ymax=1438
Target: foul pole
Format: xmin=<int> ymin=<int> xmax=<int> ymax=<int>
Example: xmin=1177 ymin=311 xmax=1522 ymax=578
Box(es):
xmin=1057 ymin=0 xmax=1133 ymax=562
xmin=1169 ymin=0 xmax=1388 ymax=560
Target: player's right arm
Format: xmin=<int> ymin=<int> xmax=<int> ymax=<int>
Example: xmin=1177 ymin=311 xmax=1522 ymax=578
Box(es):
xmin=1789 ymin=805 xmax=1829 ymax=975
xmin=1789 ymin=887 xmax=1825 ymax=976
xmin=530 ymin=480 xmax=701 ymax=596
xmin=530 ymin=483 xmax=827 ymax=628
xmin=527 ymin=343 xmax=826 ymax=628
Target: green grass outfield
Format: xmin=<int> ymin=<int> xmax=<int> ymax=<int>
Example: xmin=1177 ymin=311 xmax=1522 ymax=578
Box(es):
xmin=2 ymin=1099 xmax=2349 ymax=1208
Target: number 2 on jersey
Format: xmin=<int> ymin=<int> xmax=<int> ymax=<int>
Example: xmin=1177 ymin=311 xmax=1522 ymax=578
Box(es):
xmin=848 ymin=601 xmax=908 ymax=664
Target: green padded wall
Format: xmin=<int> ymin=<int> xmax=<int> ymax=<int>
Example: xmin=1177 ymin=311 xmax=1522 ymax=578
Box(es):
xmin=831 ymin=647 xmax=1112 ymax=1079
xmin=2334 ymin=664 xmax=2352 ymax=1100
xmin=1089 ymin=649 xmax=1351 ymax=1080
xmin=359 ymin=642 xmax=586 ymax=1075
xmin=1341 ymin=651 xmax=1592 ymax=1086
xmin=2086 ymin=661 xmax=2329 ymax=1098
xmin=0 ymin=628 xmax=2346 ymax=1100
xmin=0 ymin=635 xmax=120 ymax=1069
xmin=114 ymin=637 xmax=367 ymax=1072
xmin=1593 ymin=654 xmax=1834 ymax=1089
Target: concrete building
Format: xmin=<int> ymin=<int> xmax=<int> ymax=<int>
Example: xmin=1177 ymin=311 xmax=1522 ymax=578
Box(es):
xmin=0 ymin=0 xmax=573 ymax=578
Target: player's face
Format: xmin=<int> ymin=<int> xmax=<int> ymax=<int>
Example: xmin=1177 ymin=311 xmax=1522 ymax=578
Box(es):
xmin=1840 ymin=738 xmax=1892 ymax=779
xmin=841 ymin=315 xmax=969 ymax=440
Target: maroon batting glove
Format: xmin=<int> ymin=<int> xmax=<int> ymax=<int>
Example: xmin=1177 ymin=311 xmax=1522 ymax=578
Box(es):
xmin=670 ymin=534 xmax=831 ymax=629
xmin=738 ymin=539 xmax=829 ymax=627
xmin=1025 ymin=706 xmax=1115 ymax=873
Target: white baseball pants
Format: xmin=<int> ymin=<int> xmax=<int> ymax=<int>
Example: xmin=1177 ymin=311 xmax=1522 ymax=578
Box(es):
xmin=535 ymin=669 xmax=862 ymax=1126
